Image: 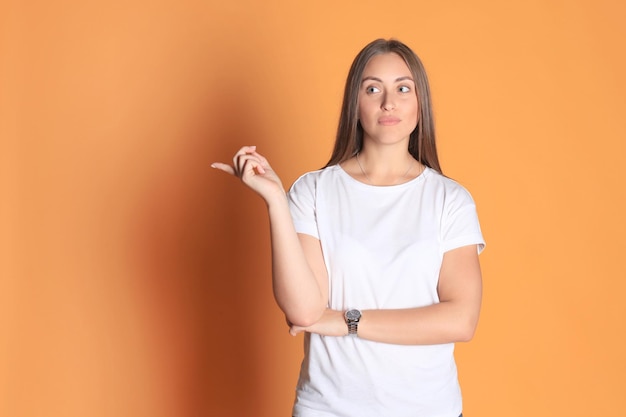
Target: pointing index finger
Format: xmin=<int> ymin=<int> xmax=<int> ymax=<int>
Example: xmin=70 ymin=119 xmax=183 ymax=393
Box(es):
xmin=210 ymin=162 xmax=236 ymax=175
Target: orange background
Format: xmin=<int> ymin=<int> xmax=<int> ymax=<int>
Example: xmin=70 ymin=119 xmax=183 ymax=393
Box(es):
xmin=2 ymin=0 xmax=625 ymax=416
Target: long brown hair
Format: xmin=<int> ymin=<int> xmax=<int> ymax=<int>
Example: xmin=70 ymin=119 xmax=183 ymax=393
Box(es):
xmin=324 ymin=39 xmax=442 ymax=174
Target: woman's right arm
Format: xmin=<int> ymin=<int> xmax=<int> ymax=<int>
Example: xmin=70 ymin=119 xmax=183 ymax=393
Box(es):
xmin=212 ymin=146 xmax=328 ymax=327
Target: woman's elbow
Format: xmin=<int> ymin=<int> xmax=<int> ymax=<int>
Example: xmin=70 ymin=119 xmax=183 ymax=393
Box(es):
xmin=455 ymin=319 xmax=479 ymax=343
xmin=285 ymin=306 xmax=325 ymax=328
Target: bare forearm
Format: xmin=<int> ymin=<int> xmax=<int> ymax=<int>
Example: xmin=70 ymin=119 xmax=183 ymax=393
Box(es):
xmin=357 ymin=301 xmax=480 ymax=345
xmin=212 ymin=146 xmax=327 ymax=325
xmin=266 ymin=192 xmax=326 ymax=326
xmin=291 ymin=302 xmax=480 ymax=345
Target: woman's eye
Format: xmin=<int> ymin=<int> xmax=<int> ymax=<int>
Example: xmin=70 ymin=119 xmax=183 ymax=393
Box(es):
xmin=399 ymin=85 xmax=411 ymax=93
xmin=366 ymin=86 xmax=380 ymax=94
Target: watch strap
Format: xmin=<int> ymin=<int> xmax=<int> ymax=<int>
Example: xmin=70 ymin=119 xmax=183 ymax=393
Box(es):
xmin=347 ymin=321 xmax=358 ymax=335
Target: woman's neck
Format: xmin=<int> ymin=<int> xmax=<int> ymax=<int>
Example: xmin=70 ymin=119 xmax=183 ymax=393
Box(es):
xmin=351 ymin=145 xmax=422 ymax=186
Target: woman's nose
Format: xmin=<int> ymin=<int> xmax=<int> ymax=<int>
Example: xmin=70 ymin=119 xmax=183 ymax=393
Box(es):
xmin=381 ymin=93 xmax=395 ymax=110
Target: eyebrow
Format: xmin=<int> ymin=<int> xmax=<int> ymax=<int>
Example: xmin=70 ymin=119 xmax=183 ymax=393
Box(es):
xmin=361 ymin=76 xmax=414 ymax=84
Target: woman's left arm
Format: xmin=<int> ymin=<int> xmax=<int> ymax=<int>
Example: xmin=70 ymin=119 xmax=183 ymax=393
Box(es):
xmin=290 ymin=244 xmax=482 ymax=345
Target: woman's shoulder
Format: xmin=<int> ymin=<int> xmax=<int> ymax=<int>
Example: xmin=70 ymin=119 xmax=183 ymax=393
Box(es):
xmin=423 ymin=168 xmax=477 ymax=202
xmin=291 ymin=165 xmax=341 ymax=184
xmin=289 ymin=165 xmax=342 ymax=193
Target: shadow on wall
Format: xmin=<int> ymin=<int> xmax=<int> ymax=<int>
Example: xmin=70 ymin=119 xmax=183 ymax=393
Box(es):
xmin=129 ymin=62 xmax=275 ymax=415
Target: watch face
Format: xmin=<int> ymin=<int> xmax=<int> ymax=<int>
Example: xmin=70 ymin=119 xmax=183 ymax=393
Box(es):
xmin=345 ymin=309 xmax=361 ymax=322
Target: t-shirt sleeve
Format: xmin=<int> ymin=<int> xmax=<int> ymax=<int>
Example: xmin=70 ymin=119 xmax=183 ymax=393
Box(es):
xmin=287 ymin=172 xmax=319 ymax=239
xmin=441 ymin=184 xmax=485 ymax=255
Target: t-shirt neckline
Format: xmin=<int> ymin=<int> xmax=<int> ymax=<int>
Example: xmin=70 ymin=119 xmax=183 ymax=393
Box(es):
xmin=336 ymin=164 xmax=429 ymax=190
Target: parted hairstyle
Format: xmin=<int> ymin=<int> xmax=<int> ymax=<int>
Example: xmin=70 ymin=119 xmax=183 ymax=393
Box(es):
xmin=324 ymin=38 xmax=442 ymax=174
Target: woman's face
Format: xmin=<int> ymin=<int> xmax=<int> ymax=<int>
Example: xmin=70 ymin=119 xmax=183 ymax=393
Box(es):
xmin=357 ymin=53 xmax=418 ymax=147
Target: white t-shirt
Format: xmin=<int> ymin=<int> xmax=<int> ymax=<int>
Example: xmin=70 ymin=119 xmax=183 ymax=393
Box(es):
xmin=288 ymin=164 xmax=485 ymax=417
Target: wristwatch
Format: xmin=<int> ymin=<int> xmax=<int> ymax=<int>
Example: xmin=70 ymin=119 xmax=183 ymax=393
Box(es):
xmin=344 ymin=309 xmax=362 ymax=336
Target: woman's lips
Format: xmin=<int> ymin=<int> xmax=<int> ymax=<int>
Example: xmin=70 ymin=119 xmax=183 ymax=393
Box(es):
xmin=378 ymin=116 xmax=401 ymax=126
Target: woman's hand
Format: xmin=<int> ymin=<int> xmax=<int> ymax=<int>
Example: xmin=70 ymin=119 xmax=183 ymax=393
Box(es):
xmin=212 ymin=146 xmax=285 ymax=201
xmin=288 ymin=309 xmax=348 ymax=337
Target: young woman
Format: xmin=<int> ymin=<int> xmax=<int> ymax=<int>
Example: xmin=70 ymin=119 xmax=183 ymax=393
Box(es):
xmin=212 ymin=39 xmax=485 ymax=417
